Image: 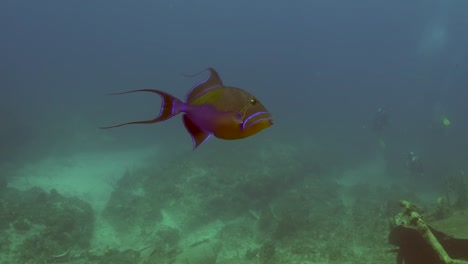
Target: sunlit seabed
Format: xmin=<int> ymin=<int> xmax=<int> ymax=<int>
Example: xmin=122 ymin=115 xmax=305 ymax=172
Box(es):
xmin=1 ymin=145 xmax=414 ymax=263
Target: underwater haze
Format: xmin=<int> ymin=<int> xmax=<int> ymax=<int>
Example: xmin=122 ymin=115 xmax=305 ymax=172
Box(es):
xmin=1 ymin=0 xmax=468 ymax=263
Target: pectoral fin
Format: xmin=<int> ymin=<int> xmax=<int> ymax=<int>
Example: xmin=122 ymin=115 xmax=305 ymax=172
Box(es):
xmin=182 ymin=115 xmax=211 ymax=150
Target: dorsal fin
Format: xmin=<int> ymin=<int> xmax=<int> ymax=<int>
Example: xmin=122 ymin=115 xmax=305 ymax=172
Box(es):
xmin=185 ymin=68 xmax=223 ymax=103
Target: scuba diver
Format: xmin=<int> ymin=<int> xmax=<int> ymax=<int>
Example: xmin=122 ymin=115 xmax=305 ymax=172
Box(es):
xmin=371 ymin=107 xmax=389 ymax=136
xmin=366 ymin=106 xmax=389 ymax=149
xmin=406 ymin=151 xmax=424 ymax=178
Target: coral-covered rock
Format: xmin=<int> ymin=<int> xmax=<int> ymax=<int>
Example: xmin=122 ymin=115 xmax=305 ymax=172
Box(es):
xmin=0 ymin=186 xmax=94 ymax=263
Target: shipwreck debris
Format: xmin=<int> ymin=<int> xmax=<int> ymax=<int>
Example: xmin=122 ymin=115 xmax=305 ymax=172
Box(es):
xmin=388 ymin=200 xmax=468 ymax=264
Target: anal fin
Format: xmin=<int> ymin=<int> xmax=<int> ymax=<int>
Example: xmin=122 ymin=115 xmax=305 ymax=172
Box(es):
xmin=182 ymin=115 xmax=211 ymax=149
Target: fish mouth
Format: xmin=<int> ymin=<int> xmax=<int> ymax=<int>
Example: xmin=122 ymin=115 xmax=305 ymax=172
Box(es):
xmin=242 ymin=111 xmax=273 ymax=130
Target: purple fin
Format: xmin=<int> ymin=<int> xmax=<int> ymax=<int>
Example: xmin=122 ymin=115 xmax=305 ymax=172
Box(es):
xmin=100 ymin=89 xmax=183 ymax=129
xmin=186 ymin=68 xmax=223 ymax=103
xmin=182 ymin=114 xmax=211 ymax=149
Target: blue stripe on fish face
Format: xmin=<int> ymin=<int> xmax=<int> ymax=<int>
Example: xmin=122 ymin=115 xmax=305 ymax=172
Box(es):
xmin=241 ymin=111 xmax=272 ymax=131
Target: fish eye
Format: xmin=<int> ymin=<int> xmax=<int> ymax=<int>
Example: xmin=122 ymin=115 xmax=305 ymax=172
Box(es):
xmin=250 ymin=98 xmax=258 ymax=105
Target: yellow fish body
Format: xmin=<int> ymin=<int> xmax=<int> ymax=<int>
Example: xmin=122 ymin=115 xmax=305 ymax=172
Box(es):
xmin=102 ymin=68 xmax=273 ymax=149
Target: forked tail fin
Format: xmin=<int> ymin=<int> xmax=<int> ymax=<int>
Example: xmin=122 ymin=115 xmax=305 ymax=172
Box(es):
xmin=100 ymin=89 xmax=183 ymax=129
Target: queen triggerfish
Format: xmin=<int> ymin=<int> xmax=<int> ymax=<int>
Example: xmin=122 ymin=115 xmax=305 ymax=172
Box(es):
xmin=101 ymin=68 xmax=273 ymax=149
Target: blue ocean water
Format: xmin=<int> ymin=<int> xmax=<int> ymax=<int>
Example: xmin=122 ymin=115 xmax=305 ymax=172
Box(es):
xmin=1 ymin=0 xmax=467 ymax=263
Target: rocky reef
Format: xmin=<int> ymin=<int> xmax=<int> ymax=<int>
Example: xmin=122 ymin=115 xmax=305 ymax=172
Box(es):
xmin=3 ymin=142 xmax=466 ymax=263
xmin=0 ymin=186 xmax=94 ymax=263
xmin=97 ymin=145 xmax=403 ymax=263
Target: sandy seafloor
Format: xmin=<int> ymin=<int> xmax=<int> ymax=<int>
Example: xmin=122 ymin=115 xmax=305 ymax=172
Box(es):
xmin=0 ymin=140 xmax=458 ymax=264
